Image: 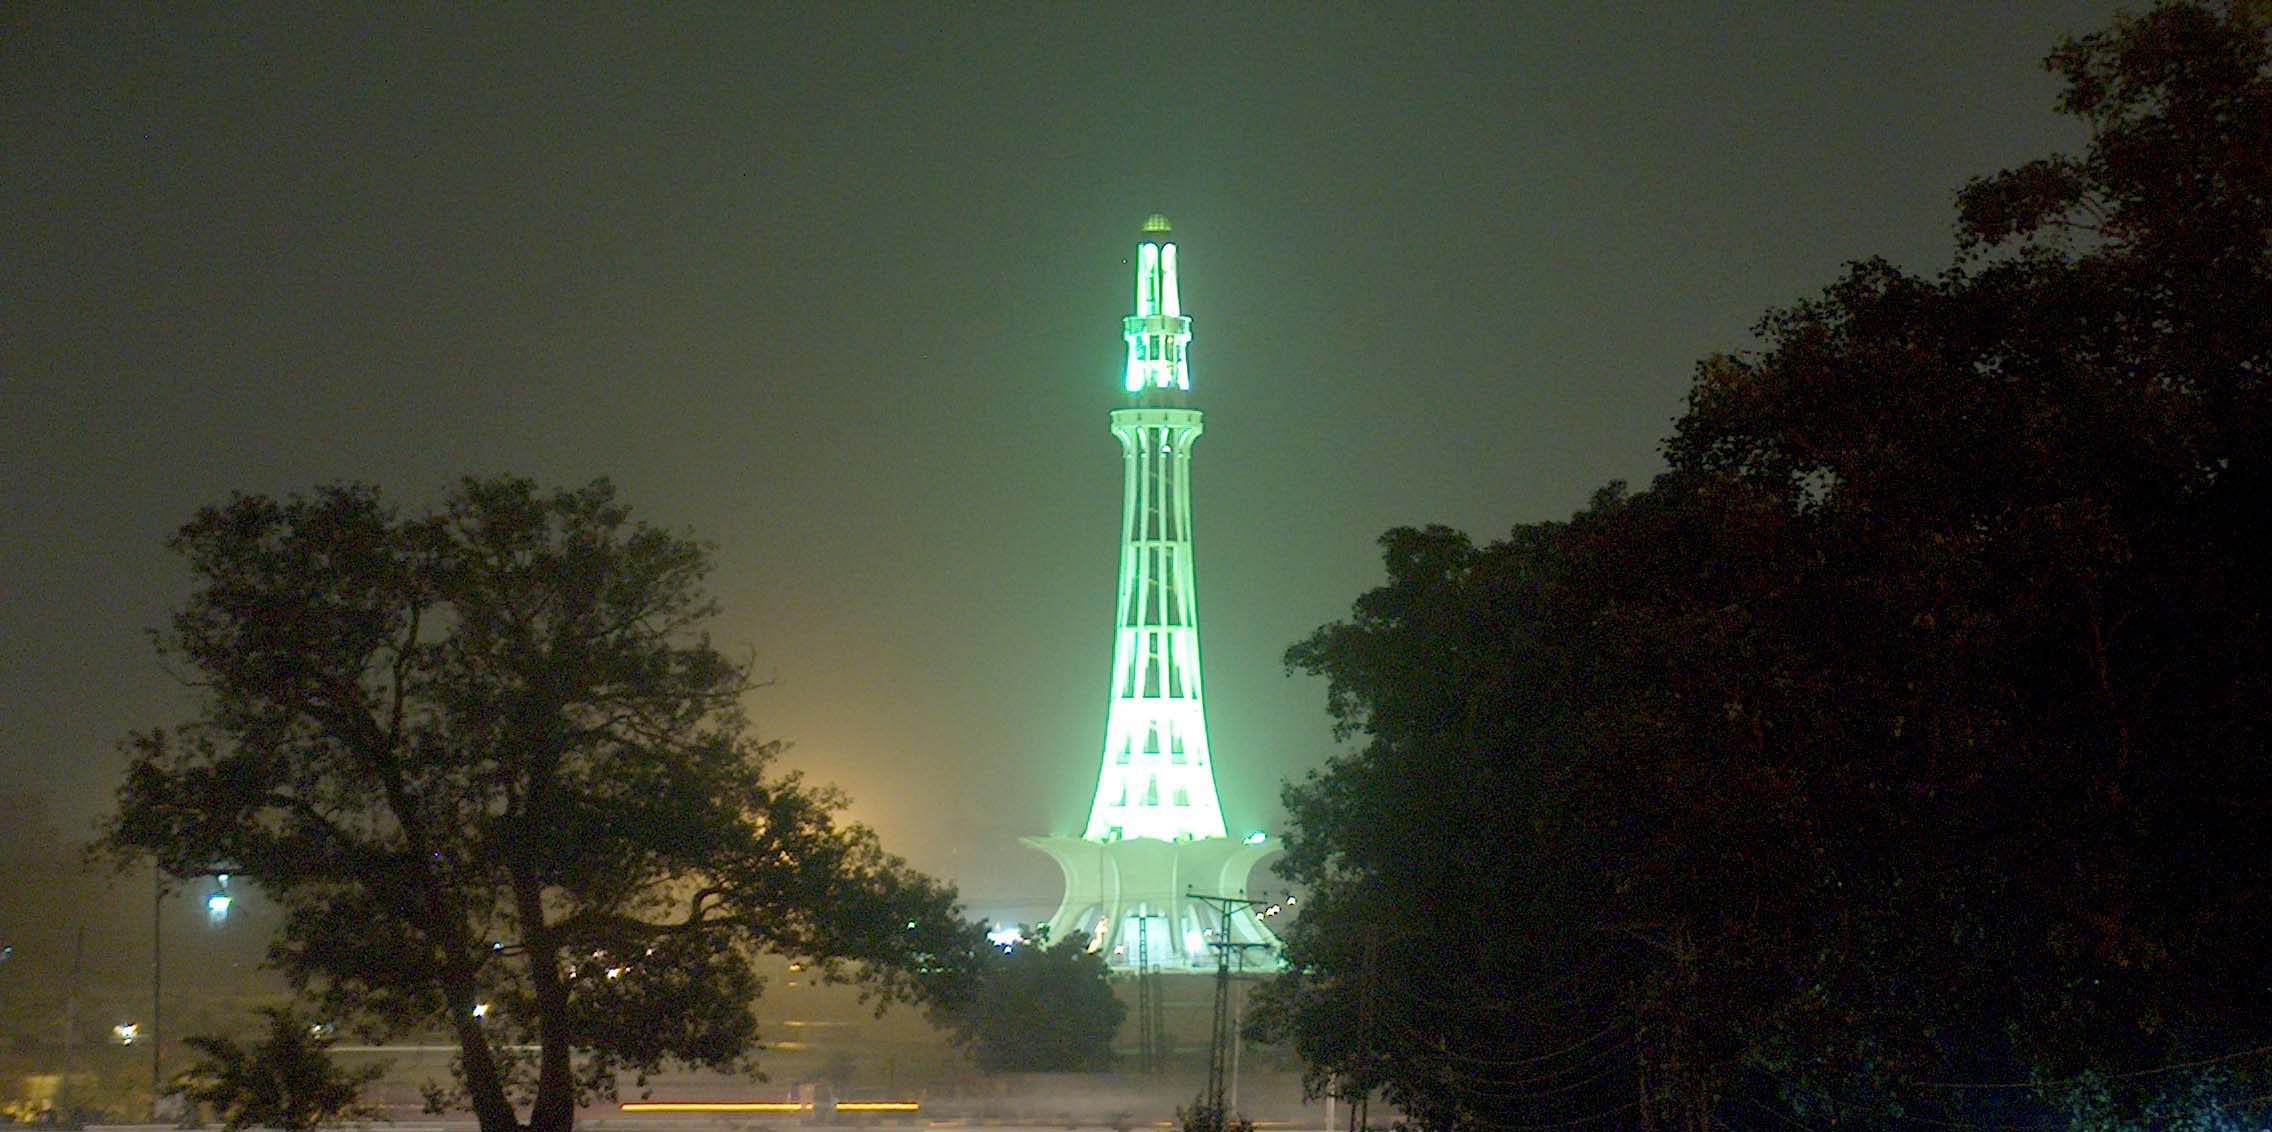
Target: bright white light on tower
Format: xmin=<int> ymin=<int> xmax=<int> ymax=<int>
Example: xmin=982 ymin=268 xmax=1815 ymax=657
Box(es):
xmin=1162 ymin=243 xmax=1181 ymax=316
xmin=1244 ymin=831 xmax=1267 ymax=845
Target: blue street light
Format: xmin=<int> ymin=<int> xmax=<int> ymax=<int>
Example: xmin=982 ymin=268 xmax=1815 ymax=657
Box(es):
xmin=154 ymin=867 xmax=235 ymax=1119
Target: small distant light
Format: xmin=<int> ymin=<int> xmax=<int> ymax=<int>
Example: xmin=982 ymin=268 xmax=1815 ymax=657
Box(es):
xmin=471 ymin=1003 xmax=491 ymax=1019
xmin=986 ymin=925 xmax=1024 ymax=950
xmin=605 ymin=966 xmax=624 ymax=980
xmin=113 ymin=1023 xmax=141 ymax=1045
xmin=1244 ymin=832 xmax=1267 ymax=845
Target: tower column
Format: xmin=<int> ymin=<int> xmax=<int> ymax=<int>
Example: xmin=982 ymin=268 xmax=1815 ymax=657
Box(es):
xmin=1088 ymin=406 xmax=1224 ymax=842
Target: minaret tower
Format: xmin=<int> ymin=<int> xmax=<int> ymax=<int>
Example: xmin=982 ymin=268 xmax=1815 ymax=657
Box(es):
xmin=1025 ymin=215 xmax=1275 ymax=970
xmin=1088 ymin=214 xmax=1225 ymax=842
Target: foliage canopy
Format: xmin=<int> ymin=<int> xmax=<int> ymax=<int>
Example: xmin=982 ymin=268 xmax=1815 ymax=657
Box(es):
xmin=106 ymin=476 xmax=984 ymax=1132
xmin=945 ymin=932 xmax=1126 ymax=1074
xmin=1253 ymin=3 xmax=2272 ymax=1129
xmin=174 ymin=1008 xmax=385 ymax=1132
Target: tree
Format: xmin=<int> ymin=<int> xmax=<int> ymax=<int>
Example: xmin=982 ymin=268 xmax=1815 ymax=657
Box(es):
xmin=1255 ymin=3 xmax=2272 ymax=1129
xmin=1663 ymin=2 xmax=2272 ymax=1120
xmin=945 ymin=932 xmax=1125 ymax=1074
xmin=105 ymin=477 xmax=986 ymax=1132
xmin=173 ymin=1008 xmax=384 ymax=1132
xmin=1251 ymin=514 xmax=1683 ymax=1132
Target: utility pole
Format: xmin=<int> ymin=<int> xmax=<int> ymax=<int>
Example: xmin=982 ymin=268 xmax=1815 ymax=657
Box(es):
xmin=1147 ymin=933 xmax=1167 ymax=1073
xmin=63 ymin=927 xmax=81 ymax=1052
xmin=60 ymin=928 xmax=83 ymax=1122
xmin=1350 ymin=934 xmax=1379 ymax=1132
xmin=1188 ymin=891 xmax=1271 ymax=1132
xmin=1134 ymin=914 xmax=1154 ymax=1073
xmin=1229 ymin=944 xmax=1252 ymax=1113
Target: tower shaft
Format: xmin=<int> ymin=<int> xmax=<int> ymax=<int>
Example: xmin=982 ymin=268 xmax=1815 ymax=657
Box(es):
xmin=1087 ymin=406 xmax=1225 ymax=841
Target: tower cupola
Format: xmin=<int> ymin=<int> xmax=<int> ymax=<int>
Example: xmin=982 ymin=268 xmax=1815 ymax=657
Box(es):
xmin=1124 ymin=214 xmax=1194 ymax=395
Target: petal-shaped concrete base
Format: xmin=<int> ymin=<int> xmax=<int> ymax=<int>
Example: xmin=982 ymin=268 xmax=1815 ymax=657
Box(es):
xmin=1021 ymin=835 xmax=1279 ymax=971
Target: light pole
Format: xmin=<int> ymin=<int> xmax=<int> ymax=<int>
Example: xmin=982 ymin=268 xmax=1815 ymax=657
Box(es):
xmin=151 ymin=866 xmax=231 ymax=1122
xmin=150 ymin=863 xmax=162 ymax=1122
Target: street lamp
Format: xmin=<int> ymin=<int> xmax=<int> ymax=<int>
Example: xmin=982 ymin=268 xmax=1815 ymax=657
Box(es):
xmin=205 ymin=875 xmax=232 ymax=926
xmin=151 ymin=864 xmax=163 ymax=1121
xmin=153 ymin=868 xmax=236 ymax=1120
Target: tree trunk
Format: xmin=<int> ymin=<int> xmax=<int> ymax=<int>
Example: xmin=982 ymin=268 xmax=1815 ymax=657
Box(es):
xmin=519 ymin=874 xmax=577 ymax=1132
xmin=447 ymin=964 xmax=522 ymax=1132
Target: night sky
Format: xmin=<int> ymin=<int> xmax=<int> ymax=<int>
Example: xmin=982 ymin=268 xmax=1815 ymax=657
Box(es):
xmin=4 ymin=4 xmax=2117 ymax=922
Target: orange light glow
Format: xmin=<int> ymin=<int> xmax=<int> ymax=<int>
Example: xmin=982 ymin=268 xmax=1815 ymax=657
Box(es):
xmin=618 ymin=1100 xmax=922 ymax=1115
xmin=619 ymin=1103 xmax=806 ymax=1113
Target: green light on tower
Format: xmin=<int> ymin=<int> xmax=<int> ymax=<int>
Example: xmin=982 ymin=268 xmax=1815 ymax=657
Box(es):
xmin=1024 ymin=216 xmax=1277 ymax=971
xmin=1089 ymin=214 xmax=1223 ymax=841
xmin=1123 ymin=213 xmax=1193 ymax=394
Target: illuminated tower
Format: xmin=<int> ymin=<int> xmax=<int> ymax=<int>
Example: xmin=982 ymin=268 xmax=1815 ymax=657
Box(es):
xmin=1090 ymin=214 xmax=1224 ymax=843
xmin=1025 ymin=215 xmax=1275 ymax=970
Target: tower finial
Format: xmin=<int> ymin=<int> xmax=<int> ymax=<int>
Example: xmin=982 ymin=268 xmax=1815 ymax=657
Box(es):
xmin=1125 ymin=215 xmax=1193 ymax=395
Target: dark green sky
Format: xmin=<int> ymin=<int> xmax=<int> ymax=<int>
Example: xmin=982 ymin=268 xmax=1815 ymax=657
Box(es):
xmin=3 ymin=2 xmax=2116 ymax=921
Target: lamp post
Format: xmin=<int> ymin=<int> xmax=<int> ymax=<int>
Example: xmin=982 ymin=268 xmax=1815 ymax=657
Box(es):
xmin=152 ymin=867 xmax=231 ymax=1122
xmin=151 ymin=863 xmax=162 ymax=1122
